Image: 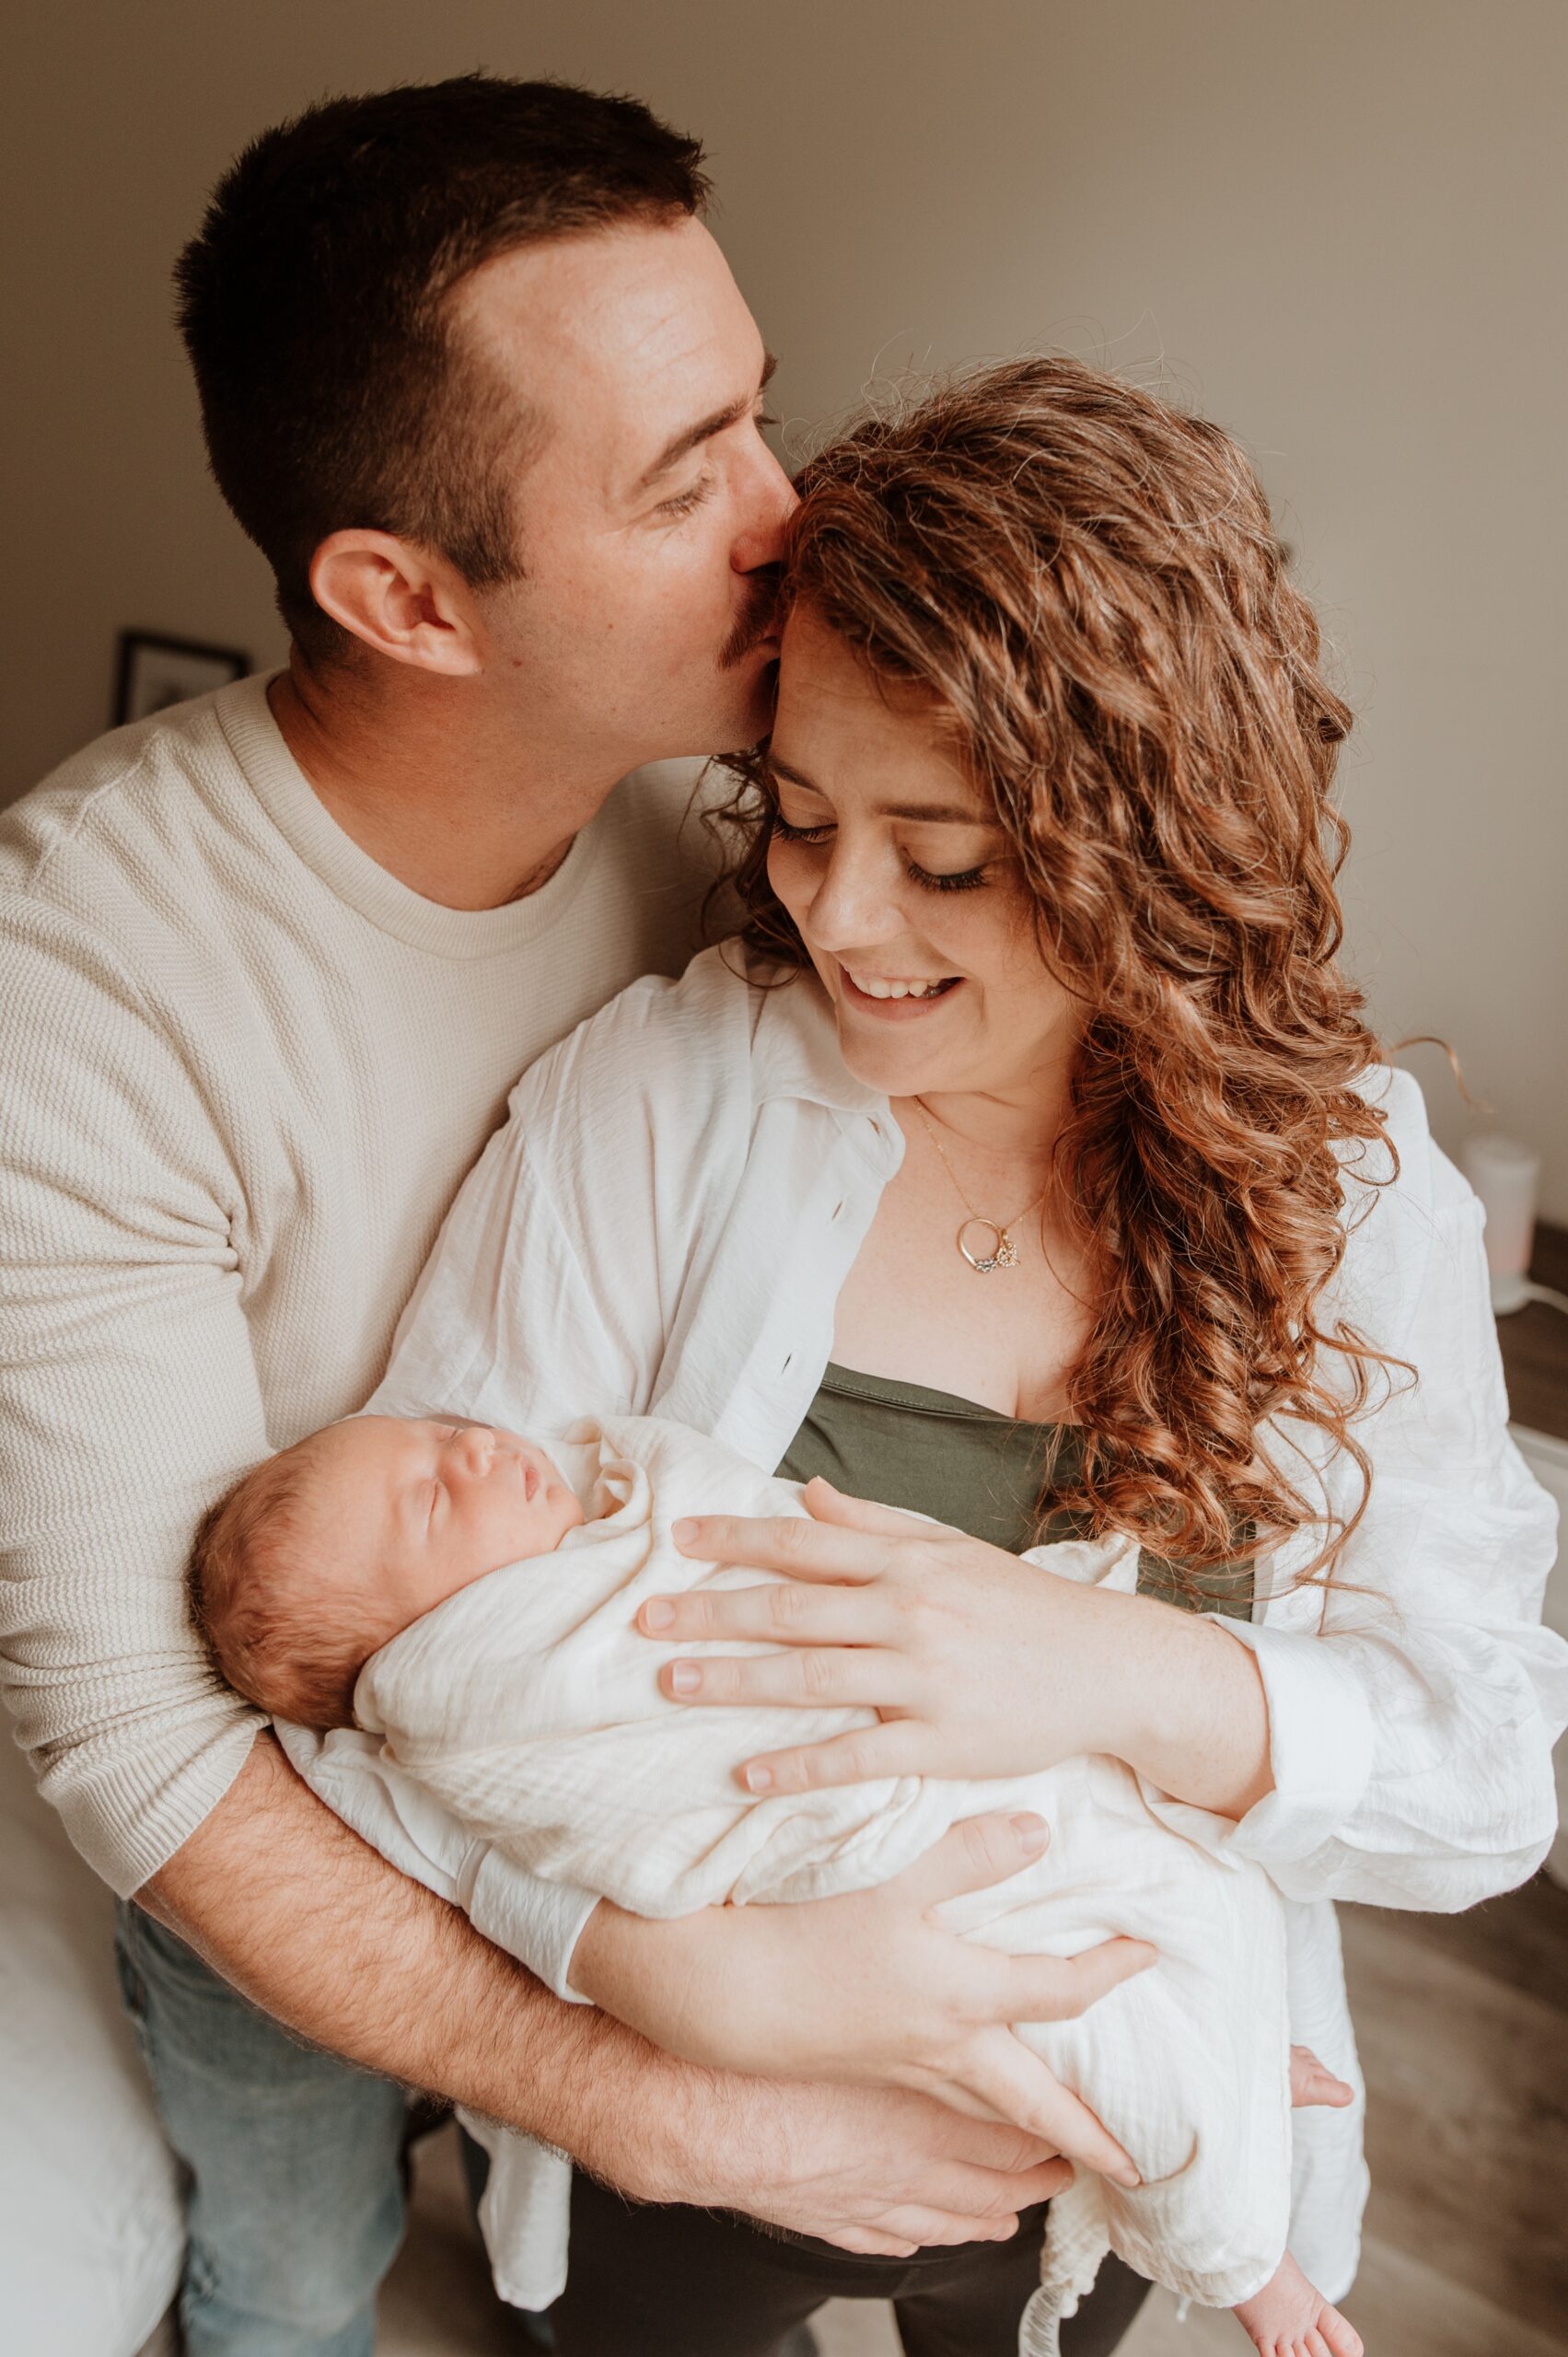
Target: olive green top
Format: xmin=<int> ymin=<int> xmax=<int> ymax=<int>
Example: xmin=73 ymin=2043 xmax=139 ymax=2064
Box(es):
xmin=777 ymin=1362 xmax=1252 ymax=1620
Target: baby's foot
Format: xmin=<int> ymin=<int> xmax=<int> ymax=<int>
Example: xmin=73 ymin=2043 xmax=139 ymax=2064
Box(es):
xmin=1289 ymin=2044 xmax=1353 ymax=2109
xmin=1233 ymin=2249 xmax=1363 ymax=2357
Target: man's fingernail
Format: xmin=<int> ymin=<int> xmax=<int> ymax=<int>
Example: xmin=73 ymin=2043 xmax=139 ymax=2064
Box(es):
xmin=744 ymin=1763 xmax=773 ymax=1793
xmin=672 ymin=1518 xmax=697 ymax=1548
xmin=643 ymin=1599 xmax=675 ymax=1631
xmin=669 ymin=1662 xmax=700 ymax=1696
xmin=1012 ymin=1814 xmax=1050 ymax=1852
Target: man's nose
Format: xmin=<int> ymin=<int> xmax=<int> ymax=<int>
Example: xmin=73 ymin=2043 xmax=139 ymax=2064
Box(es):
xmin=734 ymin=440 xmax=798 ymax=575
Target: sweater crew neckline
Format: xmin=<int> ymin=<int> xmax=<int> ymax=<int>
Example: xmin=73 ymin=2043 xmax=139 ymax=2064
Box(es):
xmin=216 ymin=674 xmax=603 ymax=961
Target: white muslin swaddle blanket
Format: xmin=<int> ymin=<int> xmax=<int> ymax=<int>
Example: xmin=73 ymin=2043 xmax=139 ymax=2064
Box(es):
xmin=354 ymin=1415 xmax=1293 ymax=2345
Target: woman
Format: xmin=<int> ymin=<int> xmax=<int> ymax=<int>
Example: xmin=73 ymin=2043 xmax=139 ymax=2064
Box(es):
xmin=376 ymin=357 xmax=1563 ymax=2354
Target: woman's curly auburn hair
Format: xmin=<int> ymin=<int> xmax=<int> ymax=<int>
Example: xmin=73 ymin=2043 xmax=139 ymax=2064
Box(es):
xmin=724 ymin=356 xmax=1400 ymax=1581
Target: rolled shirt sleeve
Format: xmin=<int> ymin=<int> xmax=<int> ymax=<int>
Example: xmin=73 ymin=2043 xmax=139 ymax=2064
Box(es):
xmin=1215 ymin=1619 xmax=1377 ymax=1869
xmin=1144 ymin=1077 xmax=1567 ymax=1910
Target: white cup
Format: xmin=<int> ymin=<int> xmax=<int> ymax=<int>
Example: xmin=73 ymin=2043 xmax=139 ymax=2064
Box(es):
xmin=1459 ymin=1133 xmax=1540 ymax=1316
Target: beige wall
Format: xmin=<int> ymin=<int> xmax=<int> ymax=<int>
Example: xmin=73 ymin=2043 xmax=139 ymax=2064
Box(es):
xmin=6 ymin=0 xmax=1566 ymax=1213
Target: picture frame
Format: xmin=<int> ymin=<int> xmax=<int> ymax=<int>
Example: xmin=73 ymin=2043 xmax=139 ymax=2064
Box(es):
xmin=113 ymin=629 xmax=250 ymax=726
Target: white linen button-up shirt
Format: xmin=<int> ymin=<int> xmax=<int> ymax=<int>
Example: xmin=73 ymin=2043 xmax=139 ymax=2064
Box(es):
xmin=285 ymin=943 xmax=1566 ymax=2309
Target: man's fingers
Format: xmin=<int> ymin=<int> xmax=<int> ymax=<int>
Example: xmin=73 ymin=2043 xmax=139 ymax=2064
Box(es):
xmin=736 ymin=1723 xmax=916 ymax=1795
xmin=867 ymin=2210 xmax=1005 ymax=2251
xmin=923 ymin=2114 xmax=1061 ymax=2174
xmin=964 ymin=2031 xmax=1141 ymax=2187
xmin=900 ymin=1813 xmax=1051 ymax=1909
xmin=1006 ymin=1937 xmax=1157 ymax=2024
xmin=1000 ymin=2156 xmax=1074 ymax=2206
xmin=821 ymin=2225 xmax=919 ymax=2258
xmin=915 ymin=2159 xmax=1069 ymax=2218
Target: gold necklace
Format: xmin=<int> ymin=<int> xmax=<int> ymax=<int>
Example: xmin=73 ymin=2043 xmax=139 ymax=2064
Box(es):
xmin=912 ymin=1098 xmax=1050 ymax=1275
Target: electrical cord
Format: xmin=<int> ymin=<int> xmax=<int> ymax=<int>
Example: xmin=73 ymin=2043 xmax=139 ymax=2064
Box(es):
xmin=1495 ymin=1276 xmax=1568 ymax=1318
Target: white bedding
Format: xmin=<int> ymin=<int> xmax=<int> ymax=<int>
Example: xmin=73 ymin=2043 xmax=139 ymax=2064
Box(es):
xmin=354 ymin=1414 xmax=1294 ymax=2334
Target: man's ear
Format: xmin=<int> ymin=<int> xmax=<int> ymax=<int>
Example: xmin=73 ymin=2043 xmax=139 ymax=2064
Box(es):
xmin=308 ymin=530 xmax=484 ymax=676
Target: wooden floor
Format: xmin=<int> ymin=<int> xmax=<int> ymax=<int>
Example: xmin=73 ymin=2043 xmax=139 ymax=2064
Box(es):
xmin=377 ymin=1875 xmax=1568 ymax=2357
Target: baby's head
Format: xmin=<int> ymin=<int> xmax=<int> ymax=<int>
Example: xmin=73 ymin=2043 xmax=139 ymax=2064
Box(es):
xmin=192 ymin=1415 xmax=586 ymax=1727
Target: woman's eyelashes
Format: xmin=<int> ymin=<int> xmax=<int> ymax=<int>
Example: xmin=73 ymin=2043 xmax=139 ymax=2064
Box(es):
xmin=907 ymin=858 xmax=989 ymax=895
xmin=771 ymin=809 xmax=990 ymax=894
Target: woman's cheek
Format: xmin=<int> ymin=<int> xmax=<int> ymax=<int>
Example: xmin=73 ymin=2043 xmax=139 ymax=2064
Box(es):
xmin=765 ymin=837 xmax=813 ymax=929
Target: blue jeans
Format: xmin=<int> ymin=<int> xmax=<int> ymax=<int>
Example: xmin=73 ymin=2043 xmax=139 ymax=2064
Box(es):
xmin=114 ymin=1899 xmax=409 ymax=2357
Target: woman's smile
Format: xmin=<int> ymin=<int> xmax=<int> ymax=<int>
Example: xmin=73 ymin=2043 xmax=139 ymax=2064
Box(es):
xmin=764 ymin=606 xmax=1078 ymax=1107
xmin=836 ymin=964 xmax=964 ymax=1016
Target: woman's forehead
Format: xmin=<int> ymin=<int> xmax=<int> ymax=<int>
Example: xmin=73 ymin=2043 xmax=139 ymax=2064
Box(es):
xmin=772 ymin=614 xmax=979 ymax=808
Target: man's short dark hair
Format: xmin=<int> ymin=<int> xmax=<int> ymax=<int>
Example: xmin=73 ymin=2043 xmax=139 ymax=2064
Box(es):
xmin=176 ymin=75 xmax=710 ymax=657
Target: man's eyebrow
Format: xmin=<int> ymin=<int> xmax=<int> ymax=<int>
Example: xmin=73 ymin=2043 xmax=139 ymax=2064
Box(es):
xmin=634 ymin=353 xmax=778 ymax=493
xmin=766 ymin=753 xmax=995 ymax=828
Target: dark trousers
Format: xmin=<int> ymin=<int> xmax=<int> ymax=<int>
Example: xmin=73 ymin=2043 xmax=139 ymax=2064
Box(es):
xmin=549 ymin=2168 xmax=1150 ymax=2357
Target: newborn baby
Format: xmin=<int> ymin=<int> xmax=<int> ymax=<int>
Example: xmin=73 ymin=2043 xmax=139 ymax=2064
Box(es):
xmin=192 ymin=1411 xmax=1362 ymax=2357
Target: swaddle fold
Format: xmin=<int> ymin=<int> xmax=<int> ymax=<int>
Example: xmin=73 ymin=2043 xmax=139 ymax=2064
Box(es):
xmin=357 ymin=1415 xmax=1293 ymax=2321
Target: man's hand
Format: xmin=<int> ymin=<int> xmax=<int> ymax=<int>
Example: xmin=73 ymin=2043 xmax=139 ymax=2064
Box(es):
xmin=571 ymin=1810 xmax=1151 ymax=2185
xmin=144 ymin=1736 xmax=1065 ymax=2254
xmin=671 ymin=2083 xmax=1073 ymax=2258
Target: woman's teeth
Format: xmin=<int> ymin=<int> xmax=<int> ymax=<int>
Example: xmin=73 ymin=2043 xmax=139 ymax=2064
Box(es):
xmin=845 ymin=970 xmax=957 ymax=1000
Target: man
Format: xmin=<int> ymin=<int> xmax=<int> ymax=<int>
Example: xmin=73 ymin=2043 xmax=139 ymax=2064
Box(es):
xmin=1 ymin=77 xmax=1070 ymax=2356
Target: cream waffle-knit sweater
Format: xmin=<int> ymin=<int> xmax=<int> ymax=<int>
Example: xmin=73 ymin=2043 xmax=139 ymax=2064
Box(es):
xmin=0 ymin=674 xmax=716 ymax=1894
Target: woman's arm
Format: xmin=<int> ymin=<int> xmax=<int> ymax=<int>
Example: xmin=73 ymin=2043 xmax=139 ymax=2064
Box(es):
xmin=637 ymin=1127 xmax=1568 ymax=1911
xmin=639 ymin=1488 xmax=1273 ymax=1817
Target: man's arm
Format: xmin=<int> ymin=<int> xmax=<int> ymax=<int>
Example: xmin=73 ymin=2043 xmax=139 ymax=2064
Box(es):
xmin=0 ymin=902 xmax=1068 ymax=2246
xmin=145 ymin=1734 xmax=1073 ymax=2255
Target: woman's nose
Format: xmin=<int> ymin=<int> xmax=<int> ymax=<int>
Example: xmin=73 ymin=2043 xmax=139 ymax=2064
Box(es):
xmin=802 ymin=843 xmax=901 ymax=953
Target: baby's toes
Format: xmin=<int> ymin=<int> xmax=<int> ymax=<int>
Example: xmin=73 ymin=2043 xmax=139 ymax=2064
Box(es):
xmin=1317 ymin=2308 xmax=1364 ymax=2357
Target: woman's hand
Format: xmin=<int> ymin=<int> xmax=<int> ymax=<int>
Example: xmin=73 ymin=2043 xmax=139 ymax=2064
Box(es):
xmin=571 ymin=1809 xmax=1153 ymax=2184
xmin=639 ymin=1480 xmax=1273 ymax=1816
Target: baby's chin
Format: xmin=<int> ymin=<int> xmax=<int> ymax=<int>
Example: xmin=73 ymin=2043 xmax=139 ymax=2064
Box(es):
xmin=503 ymin=1488 xmax=587 ymax=1561
xmin=535 ymin=1475 xmax=588 ymax=1545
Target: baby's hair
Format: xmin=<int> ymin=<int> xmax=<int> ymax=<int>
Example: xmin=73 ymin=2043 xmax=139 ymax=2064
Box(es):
xmin=190 ymin=1436 xmax=379 ymax=1728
